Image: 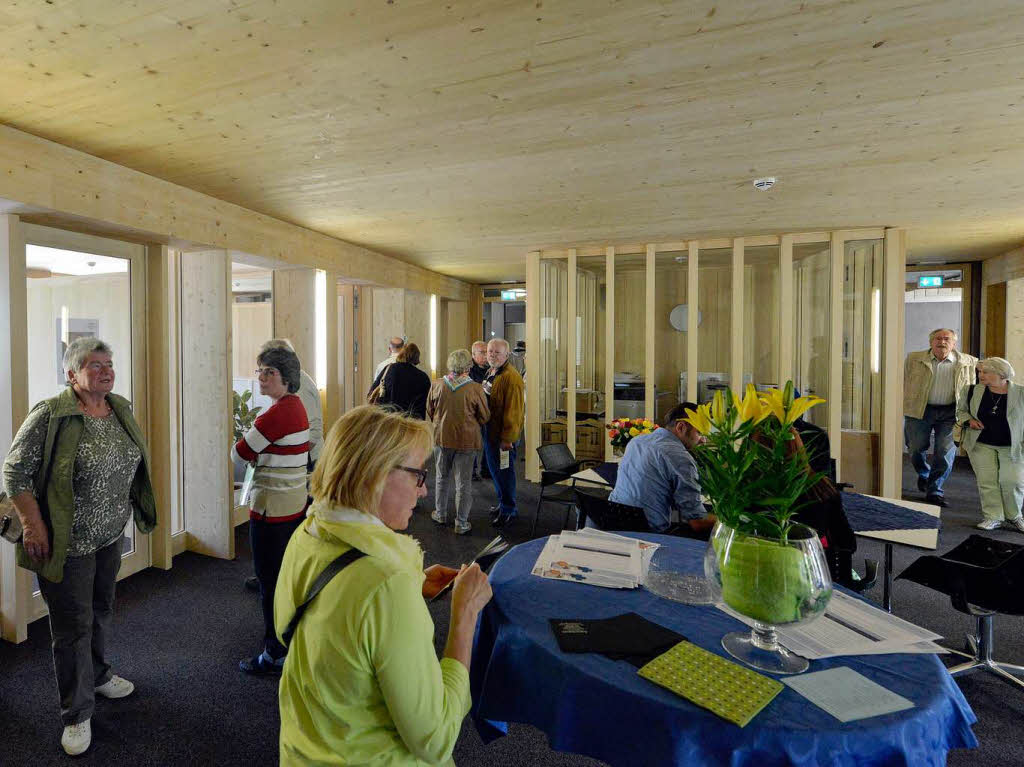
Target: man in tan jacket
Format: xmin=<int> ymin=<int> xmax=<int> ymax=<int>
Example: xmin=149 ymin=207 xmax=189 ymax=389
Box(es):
xmin=904 ymin=328 xmax=977 ymax=505
xmin=482 ymin=338 xmax=525 ymax=526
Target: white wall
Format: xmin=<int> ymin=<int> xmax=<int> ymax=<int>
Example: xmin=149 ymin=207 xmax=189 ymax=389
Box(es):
xmin=27 ymin=273 xmax=133 ymax=407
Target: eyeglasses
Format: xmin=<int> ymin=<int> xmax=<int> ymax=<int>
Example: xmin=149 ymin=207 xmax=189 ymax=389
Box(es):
xmin=396 ymin=465 xmax=428 ymax=487
xmin=254 ymin=367 xmax=280 ymax=378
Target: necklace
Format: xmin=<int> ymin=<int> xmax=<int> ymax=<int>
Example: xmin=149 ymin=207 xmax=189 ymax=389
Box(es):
xmin=989 ymin=391 xmax=1005 ymax=415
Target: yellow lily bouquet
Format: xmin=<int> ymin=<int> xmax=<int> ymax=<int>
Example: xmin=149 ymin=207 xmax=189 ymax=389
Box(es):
xmin=683 ymin=381 xmax=825 ymax=542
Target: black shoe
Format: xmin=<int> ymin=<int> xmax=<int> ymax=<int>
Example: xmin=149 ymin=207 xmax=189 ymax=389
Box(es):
xmin=244 ymin=575 xmax=259 ymax=592
xmin=917 ymin=477 xmax=927 ymax=493
xmin=472 ymin=473 xmax=483 ymax=482
xmin=489 ymin=505 xmax=501 ymax=523
xmin=492 ymin=511 xmax=518 ymax=528
xmin=239 ymin=653 xmax=284 ymax=675
xmin=925 ymin=494 xmax=949 ymax=508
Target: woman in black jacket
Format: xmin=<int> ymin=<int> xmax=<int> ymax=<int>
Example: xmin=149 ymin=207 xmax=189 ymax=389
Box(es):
xmin=379 ymin=343 xmax=432 ymax=419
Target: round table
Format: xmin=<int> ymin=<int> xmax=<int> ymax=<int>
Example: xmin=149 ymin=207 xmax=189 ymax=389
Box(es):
xmin=469 ymin=534 xmax=977 ymax=767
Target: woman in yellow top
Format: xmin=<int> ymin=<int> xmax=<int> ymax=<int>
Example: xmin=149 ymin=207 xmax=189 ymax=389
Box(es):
xmin=274 ymin=405 xmax=492 ymax=766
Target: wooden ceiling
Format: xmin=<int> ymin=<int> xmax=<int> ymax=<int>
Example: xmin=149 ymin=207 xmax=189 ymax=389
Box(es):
xmin=2 ymin=0 xmax=1023 ymax=283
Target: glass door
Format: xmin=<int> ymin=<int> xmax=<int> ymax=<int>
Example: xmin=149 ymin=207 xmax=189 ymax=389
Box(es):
xmin=22 ymin=225 xmax=149 ymax=621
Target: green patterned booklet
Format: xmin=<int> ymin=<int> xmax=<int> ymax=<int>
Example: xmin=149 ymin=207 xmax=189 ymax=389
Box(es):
xmin=637 ymin=640 xmax=784 ymax=727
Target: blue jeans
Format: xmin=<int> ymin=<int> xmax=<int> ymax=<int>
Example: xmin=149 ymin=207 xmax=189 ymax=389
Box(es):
xmin=904 ymin=404 xmax=957 ymax=496
xmin=483 ymin=426 xmax=518 ymax=515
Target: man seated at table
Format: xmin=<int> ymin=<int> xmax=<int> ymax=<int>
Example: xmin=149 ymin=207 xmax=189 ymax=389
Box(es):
xmin=609 ymin=402 xmax=714 ymax=536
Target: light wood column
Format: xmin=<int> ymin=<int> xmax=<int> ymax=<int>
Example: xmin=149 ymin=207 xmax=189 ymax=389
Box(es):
xmin=145 ymin=244 xmax=176 ymax=570
xmin=180 ymin=250 xmax=234 ymax=559
xmin=645 ymin=244 xmax=656 ymax=420
xmin=323 ymin=271 xmax=340 ymax=431
xmin=357 ymin=286 xmax=375 ymax=401
xmin=337 ymin=284 xmax=355 ymax=414
xmin=687 ymin=242 xmax=698 ymax=405
xmin=828 ymin=232 xmax=845 ymax=474
xmin=469 ymin=286 xmax=484 ymax=344
xmin=526 ymin=252 xmax=541 ymax=482
xmin=879 ymin=229 xmax=907 ymax=498
xmin=605 ymin=247 xmax=615 ymax=461
xmin=566 ymin=250 xmax=577 ymax=456
xmin=779 ymin=235 xmax=794 ymax=387
xmin=731 ymin=238 xmax=745 ymax=392
xmin=272 ymin=268 xmax=317 ymax=376
xmin=0 ymin=214 xmax=30 ymax=643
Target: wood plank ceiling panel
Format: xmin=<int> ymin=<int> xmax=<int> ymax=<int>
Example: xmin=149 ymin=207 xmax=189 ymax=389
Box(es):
xmin=1 ymin=0 xmax=1023 ymax=282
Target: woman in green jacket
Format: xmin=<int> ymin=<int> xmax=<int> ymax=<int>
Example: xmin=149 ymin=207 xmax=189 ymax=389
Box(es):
xmin=2 ymin=337 xmax=157 ymax=757
xmin=274 ymin=405 xmax=492 ymax=766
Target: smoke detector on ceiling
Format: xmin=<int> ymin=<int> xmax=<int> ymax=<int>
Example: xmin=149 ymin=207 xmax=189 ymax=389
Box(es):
xmin=752 ymin=177 xmax=777 ymax=191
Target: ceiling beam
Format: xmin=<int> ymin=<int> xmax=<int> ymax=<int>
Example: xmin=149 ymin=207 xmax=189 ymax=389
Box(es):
xmin=0 ymin=125 xmax=470 ymax=300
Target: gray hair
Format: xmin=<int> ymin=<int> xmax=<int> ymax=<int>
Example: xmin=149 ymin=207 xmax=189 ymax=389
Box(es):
xmin=256 ymin=346 xmax=302 ymax=394
xmin=63 ymin=337 xmax=113 ymax=382
xmin=447 ymin=348 xmax=472 ymax=374
xmin=260 ymin=338 xmax=295 ymax=354
xmin=929 ymin=328 xmax=958 ymax=342
xmin=487 ymin=338 xmax=510 ymax=354
xmin=978 ymin=357 xmax=1015 ymax=381
xmin=471 ymin=340 xmax=487 ymax=352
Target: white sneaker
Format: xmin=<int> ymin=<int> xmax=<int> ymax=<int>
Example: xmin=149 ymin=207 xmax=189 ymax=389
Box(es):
xmin=1008 ymin=516 xmax=1024 ymax=533
xmin=61 ymin=719 xmax=91 ymax=756
xmin=430 ymin=510 xmax=447 ymax=525
xmin=95 ymin=674 xmax=135 ymax=699
xmin=976 ymin=519 xmax=1002 ymax=531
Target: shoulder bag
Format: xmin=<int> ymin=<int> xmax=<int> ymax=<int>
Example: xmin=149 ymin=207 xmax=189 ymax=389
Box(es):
xmin=281 ymin=547 xmax=366 ymax=647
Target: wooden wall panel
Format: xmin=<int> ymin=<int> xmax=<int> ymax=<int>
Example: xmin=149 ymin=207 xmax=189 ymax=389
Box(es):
xmin=232 ymin=303 xmax=273 ymax=378
xmin=180 ymin=249 xmax=233 ymax=560
xmin=404 ymin=290 xmax=432 ymax=374
xmin=272 ymin=268 xmax=316 ymax=374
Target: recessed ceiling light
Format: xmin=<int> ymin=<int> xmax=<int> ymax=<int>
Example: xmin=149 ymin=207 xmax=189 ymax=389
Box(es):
xmin=753 ymin=177 xmax=777 ymax=191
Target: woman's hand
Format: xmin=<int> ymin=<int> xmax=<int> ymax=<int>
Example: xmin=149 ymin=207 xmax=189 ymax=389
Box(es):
xmin=422 ymin=564 xmax=459 ymax=599
xmin=450 ymin=563 xmax=492 ymax=618
xmin=968 ymin=419 xmax=984 ymax=430
xmin=444 ymin=563 xmax=493 ymax=669
xmin=12 ymin=492 xmax=50 ymax=561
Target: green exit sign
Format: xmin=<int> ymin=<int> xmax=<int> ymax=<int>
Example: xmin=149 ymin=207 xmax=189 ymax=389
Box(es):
xmin=918 ymin=275 xmax=943 ymax=288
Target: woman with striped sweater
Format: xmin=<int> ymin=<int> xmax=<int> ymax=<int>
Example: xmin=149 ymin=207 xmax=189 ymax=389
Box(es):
xmin=231 ymin=345 xmax=310 ymax=674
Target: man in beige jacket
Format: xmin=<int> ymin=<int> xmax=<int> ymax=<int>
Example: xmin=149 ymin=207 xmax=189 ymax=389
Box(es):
xmin=903 ymin=328 xmax=977 ymax=506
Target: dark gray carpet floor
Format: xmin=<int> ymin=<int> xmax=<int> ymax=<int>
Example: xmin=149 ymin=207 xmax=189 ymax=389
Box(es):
xmin=0 ymin=455 xmax=1021 ymax=766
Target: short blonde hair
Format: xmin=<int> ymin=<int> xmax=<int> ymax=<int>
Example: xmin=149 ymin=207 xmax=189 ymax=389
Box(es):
xmin=447 ymin=348 xmax=472 ymax=374
xmin=310 ymin=405 xmax=432 ymax=517
xmin=978 ymin=357 xmax=1015 ymax=381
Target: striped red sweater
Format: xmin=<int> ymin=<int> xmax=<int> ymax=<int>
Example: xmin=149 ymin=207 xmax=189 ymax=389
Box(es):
xmin=231 ymin=394 xmax=310 ymax=522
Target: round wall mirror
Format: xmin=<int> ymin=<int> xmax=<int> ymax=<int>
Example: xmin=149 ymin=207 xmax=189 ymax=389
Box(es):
xmin=669 ymin=304 xmax=701 ymax=332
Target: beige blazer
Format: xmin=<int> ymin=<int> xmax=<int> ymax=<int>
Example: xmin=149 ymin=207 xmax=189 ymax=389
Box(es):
xmin=904 ymin=349 xmax=977 ymax=419
xmin=956 ymin=381 xmax=1024 ymax=461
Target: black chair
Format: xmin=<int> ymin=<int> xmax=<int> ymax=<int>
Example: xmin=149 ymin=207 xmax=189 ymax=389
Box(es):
xmin=573 ymin=487 xmax=651 ymax=533
xmin=897 ymin=535 xmax=1024 ymax=690
xmin=531 ymin=444 xmax=582 ymax=537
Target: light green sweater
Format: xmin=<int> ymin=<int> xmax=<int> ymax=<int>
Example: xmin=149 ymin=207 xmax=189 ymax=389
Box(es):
xmin=274 ymin=502 xmax=470 ymax=766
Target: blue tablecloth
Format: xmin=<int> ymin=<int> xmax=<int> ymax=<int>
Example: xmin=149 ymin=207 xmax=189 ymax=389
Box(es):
xmin=470 ymin=534 xmax=977 ymax=767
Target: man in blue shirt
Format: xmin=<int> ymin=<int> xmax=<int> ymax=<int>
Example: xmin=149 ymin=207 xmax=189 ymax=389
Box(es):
xmin=609 ymin=402 xmax=711 ymax=534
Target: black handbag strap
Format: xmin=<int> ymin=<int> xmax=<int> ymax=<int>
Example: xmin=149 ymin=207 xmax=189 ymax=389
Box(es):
xmin=281 ymin=547 xmax=366 ymax=647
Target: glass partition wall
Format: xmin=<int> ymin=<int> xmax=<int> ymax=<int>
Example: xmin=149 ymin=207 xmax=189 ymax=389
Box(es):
xmin=530 ymin=229 xmax=903 ymax=497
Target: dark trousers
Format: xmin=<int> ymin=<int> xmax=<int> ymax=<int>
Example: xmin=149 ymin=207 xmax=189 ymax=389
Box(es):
xmin=483 ymin=427 xmax=518 ymax=515
xmin=250 ymin=516 xmax=304 ymax=660
xmin=37 ymin=536 xmax=122 ymax=725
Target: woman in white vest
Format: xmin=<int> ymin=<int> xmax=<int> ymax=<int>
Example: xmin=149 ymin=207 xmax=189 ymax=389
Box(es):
xmin=957 ymin=357 xmax=1024 ymax=532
